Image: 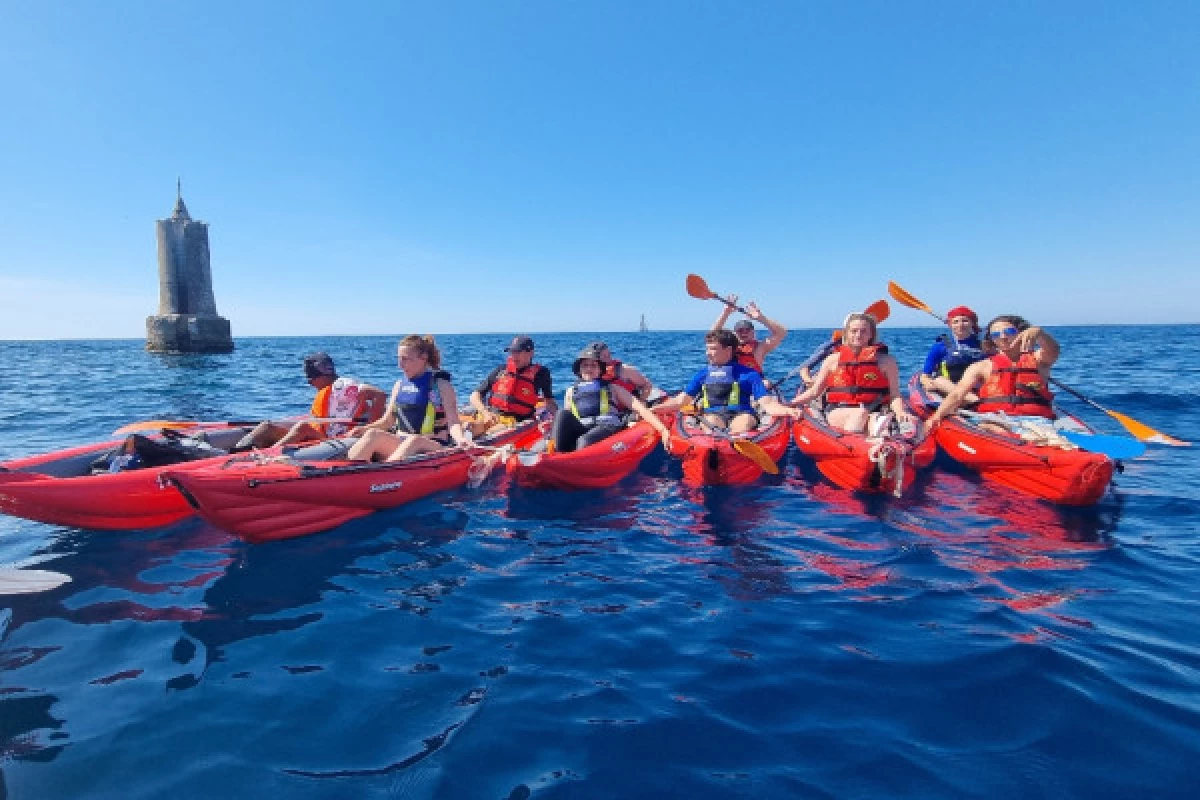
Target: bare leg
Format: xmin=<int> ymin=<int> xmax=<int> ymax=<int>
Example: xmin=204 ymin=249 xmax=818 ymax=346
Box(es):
xmin=728 ymin=413 xmax=759 ymax=434
xmin=929 ymin=376 xmax=978 ymax=405
xmin=235 ymin=421 xmax=289 ymax=450
xmin=346 ymin=429 xmax=403 ymax=461
xmin=827 ymin=407 xmax=869 ymax=433
xmin=702 ymin=413 xmax=729 ymax=430
xmin=275 ymin=422 xmax=325 ymax=448
xmin=385 ymin=434 xmax=444 ymax=461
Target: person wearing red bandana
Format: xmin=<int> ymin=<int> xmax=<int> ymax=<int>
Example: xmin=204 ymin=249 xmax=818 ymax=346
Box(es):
xmin=920 ymin=305 xmax=986 ymax=401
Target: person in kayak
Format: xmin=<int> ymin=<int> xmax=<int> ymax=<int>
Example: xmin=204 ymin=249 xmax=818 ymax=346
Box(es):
xmin=232 ymin=352 xmax=386 ymax=450
xmin=551 ymin=345 xmax=673 ymax=452
xmin=920 ymin=305 xmax=986 ymax=401
xmin=468 ymin=335 xmax=558 ymax=435
xmin=923 ymin=315 xmax=1060 ymax=435
xmin=659 ymin=329 xmax=794 ymax=432
xmin=710 ymin=295 xmax=787 ymax=375
xmin=346 ymin=335 xmax=470 ymax=462
xmin=589 ymin=340 xmax=656 ymax=401
xmin=789 ymin=313 xmax=917 ymax=435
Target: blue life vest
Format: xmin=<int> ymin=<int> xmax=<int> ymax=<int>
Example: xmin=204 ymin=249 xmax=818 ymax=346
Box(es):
xmin=568 ymin=380 xmax=622 ymax=427
xmin=391 ymin=370 xmax=449 ymax=435
xmin=699 ymin=365 xmax=753 ymax=413
xmin=938 ymin=334 xmax=986 ymax=383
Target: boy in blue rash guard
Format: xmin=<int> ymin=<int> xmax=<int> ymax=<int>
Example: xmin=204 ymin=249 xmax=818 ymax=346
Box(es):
xmin=920 ymin=305 xmax=986 ymax=402
xmin=660 ymin=329 xmax=793 ymax=433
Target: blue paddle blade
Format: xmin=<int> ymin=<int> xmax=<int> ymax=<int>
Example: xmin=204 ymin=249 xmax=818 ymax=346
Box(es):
xmin=1061 ymin=431 xmax=1147 ymax=460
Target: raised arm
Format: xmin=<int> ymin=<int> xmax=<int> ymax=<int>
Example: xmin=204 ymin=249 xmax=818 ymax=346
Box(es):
xmin=710 ymin=293 xmax=737 ymax=331
xmin=1019 ymin=326 xmax=1060 ymax=371
xmin=745 ymin=301 xmax=787 ymax=357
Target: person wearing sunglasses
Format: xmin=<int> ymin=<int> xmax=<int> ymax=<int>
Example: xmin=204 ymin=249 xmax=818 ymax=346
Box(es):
xmin=923 ymin=315 xmax=1060 ymax=435
xmin=919 ymin=305 xmax=986 ymax=401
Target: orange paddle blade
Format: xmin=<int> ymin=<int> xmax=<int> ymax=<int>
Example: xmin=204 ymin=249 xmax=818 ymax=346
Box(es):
xmin=112 ymin=420 xmax=197 ymax=435
xmin=864 ymin=299 xmax=890 ymax=324
xmin=1109 ymin=410 xmax=1190 ymax=446
xmin=732 ymin=438 xmax=780 ymax=474
xmin=887 ymin=281 xmax=934 ymax=315
xmin=686 ymin=273 xmax=716 ymax=300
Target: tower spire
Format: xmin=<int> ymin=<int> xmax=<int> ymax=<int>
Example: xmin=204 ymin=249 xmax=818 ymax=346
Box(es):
xmin=171 ymin=177 xmax=191 ymax=220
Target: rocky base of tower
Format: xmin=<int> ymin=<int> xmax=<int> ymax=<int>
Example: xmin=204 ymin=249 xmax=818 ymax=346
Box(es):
xmin=146 ymin=314 xmax=234 ymax=353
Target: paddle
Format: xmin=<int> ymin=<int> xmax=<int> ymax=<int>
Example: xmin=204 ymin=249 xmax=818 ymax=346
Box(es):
xmin=1060 ymin=431 xmax=1148 ymax=460
xmin=112 ymin=415 xmax=356 ymax=437
xmin=0 ymin=568 xmax=72 ymax=595
xmin=680 ymin=406 xmax=780 ymax=474
xmin=887 ymin=280 xmax=1188 ymax=447
xmin=686 ymin=274 xmax=747 ymax=313
xmin=113 ymin=419 xmax=261 ymax=435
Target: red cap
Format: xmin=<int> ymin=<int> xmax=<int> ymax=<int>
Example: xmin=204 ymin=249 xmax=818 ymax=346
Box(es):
xmin=946 ymin=306 xmax=978 ymax=325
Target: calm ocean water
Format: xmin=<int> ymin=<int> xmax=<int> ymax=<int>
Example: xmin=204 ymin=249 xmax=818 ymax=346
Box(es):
xmin=2 ymin=327 xmax=1199 ymax=798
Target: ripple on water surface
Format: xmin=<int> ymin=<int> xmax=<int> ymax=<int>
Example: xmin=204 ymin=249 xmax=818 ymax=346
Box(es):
xmin=2 ymin=331 xmax=1200 ymax=798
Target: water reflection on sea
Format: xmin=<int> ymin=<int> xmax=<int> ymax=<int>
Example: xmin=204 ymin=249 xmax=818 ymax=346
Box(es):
xmin=2 ymin=330 xmax=1199 ymax=797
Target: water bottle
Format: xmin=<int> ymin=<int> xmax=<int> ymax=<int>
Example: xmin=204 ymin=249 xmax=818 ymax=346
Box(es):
xmin=108 ymin=453 xmax=143 ymax=473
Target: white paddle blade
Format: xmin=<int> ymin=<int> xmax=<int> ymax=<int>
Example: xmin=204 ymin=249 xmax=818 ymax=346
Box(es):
xmin=0 ymin=568 xmax=72 ymax=595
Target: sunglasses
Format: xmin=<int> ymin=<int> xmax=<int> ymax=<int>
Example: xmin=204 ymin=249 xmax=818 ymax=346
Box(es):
xmin=987 ymin=326 xmax=1020 ymax=340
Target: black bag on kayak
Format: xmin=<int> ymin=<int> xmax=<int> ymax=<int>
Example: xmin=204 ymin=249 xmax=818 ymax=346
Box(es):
xmin=90 ymin=433 xmax=226 ymax=473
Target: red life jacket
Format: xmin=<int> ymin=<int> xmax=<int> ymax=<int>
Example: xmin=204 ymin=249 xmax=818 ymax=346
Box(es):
xmin=735 ymin=342 xmax=763 ymax=373
xmin=602 ymin=359 xmax=638 ymax=395
xmin=488 ymin=359 xmax=542 ymax=419
xmin=823 ymin=344 xmax=890 ymax=409
xmin=976 ymin=352 xmax=1054 ymax=418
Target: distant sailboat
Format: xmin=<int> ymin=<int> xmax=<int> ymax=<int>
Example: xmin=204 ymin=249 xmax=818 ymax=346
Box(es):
xmin=639 ymin=314 xmax=648 ymax=333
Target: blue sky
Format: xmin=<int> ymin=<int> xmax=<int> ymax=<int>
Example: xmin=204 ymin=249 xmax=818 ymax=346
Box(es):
xmin=1 ymin=1 xmax=1196 ymax=339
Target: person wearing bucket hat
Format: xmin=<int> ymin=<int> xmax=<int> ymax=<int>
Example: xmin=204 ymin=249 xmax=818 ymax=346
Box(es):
xmin=233 ymin=352 xmax=386 ymax=451
xmin=550 ymin=344 xmax=673 ymax=453
xmin=710 ymin=294 xmax=787 ymax=375
xmin=586 ymin=340 xmax=656 ymax=401
xmin=468 ymin=335 xmax=556 ymax=435
xmin=919 ymin=305 xmax=986 ymax=400
xmin=788 ymin=312 xmax=916 ymax=435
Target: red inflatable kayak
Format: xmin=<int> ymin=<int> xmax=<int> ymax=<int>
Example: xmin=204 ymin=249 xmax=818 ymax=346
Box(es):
xmin=0 ymin=426 xmax=252 ymax=530
xmin=906 ymin=375 xmax=1114 ymax=505
xmin=165 ymin=422 xmax=543 ymax=543
xmin=505 ymin=414 xmax=673 ymax=490
xmin=669 ymin=413 xmax=789 ymax=486
xmin=791 ymin=407 xmax=936 ymax=497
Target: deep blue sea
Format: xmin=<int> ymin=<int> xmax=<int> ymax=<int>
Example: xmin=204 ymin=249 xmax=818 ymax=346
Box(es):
xmin=2 ymin=327 xmax=1199 ymax=799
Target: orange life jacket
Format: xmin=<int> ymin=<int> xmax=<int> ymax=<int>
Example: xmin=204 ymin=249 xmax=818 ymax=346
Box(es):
xmin=823 ymin=345 xmax=890 ymax=409
xmin=735 ymin=342 xmax=763 ymax=373
xmin=602 ymin=359 xmax=638 ymax=396
xmin=976 ymin=352 xmax=1054 ymax=418
xmin=488 ymin=360 xmax=542 ymax=419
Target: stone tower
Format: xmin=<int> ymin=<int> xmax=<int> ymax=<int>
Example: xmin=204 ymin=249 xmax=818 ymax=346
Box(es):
xmin=145 ymin=182 xmax=234 ymax=353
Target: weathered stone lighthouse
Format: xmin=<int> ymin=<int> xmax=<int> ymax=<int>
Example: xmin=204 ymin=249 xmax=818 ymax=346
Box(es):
xmin=145 ymin=182 xmax=234 ymax=353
